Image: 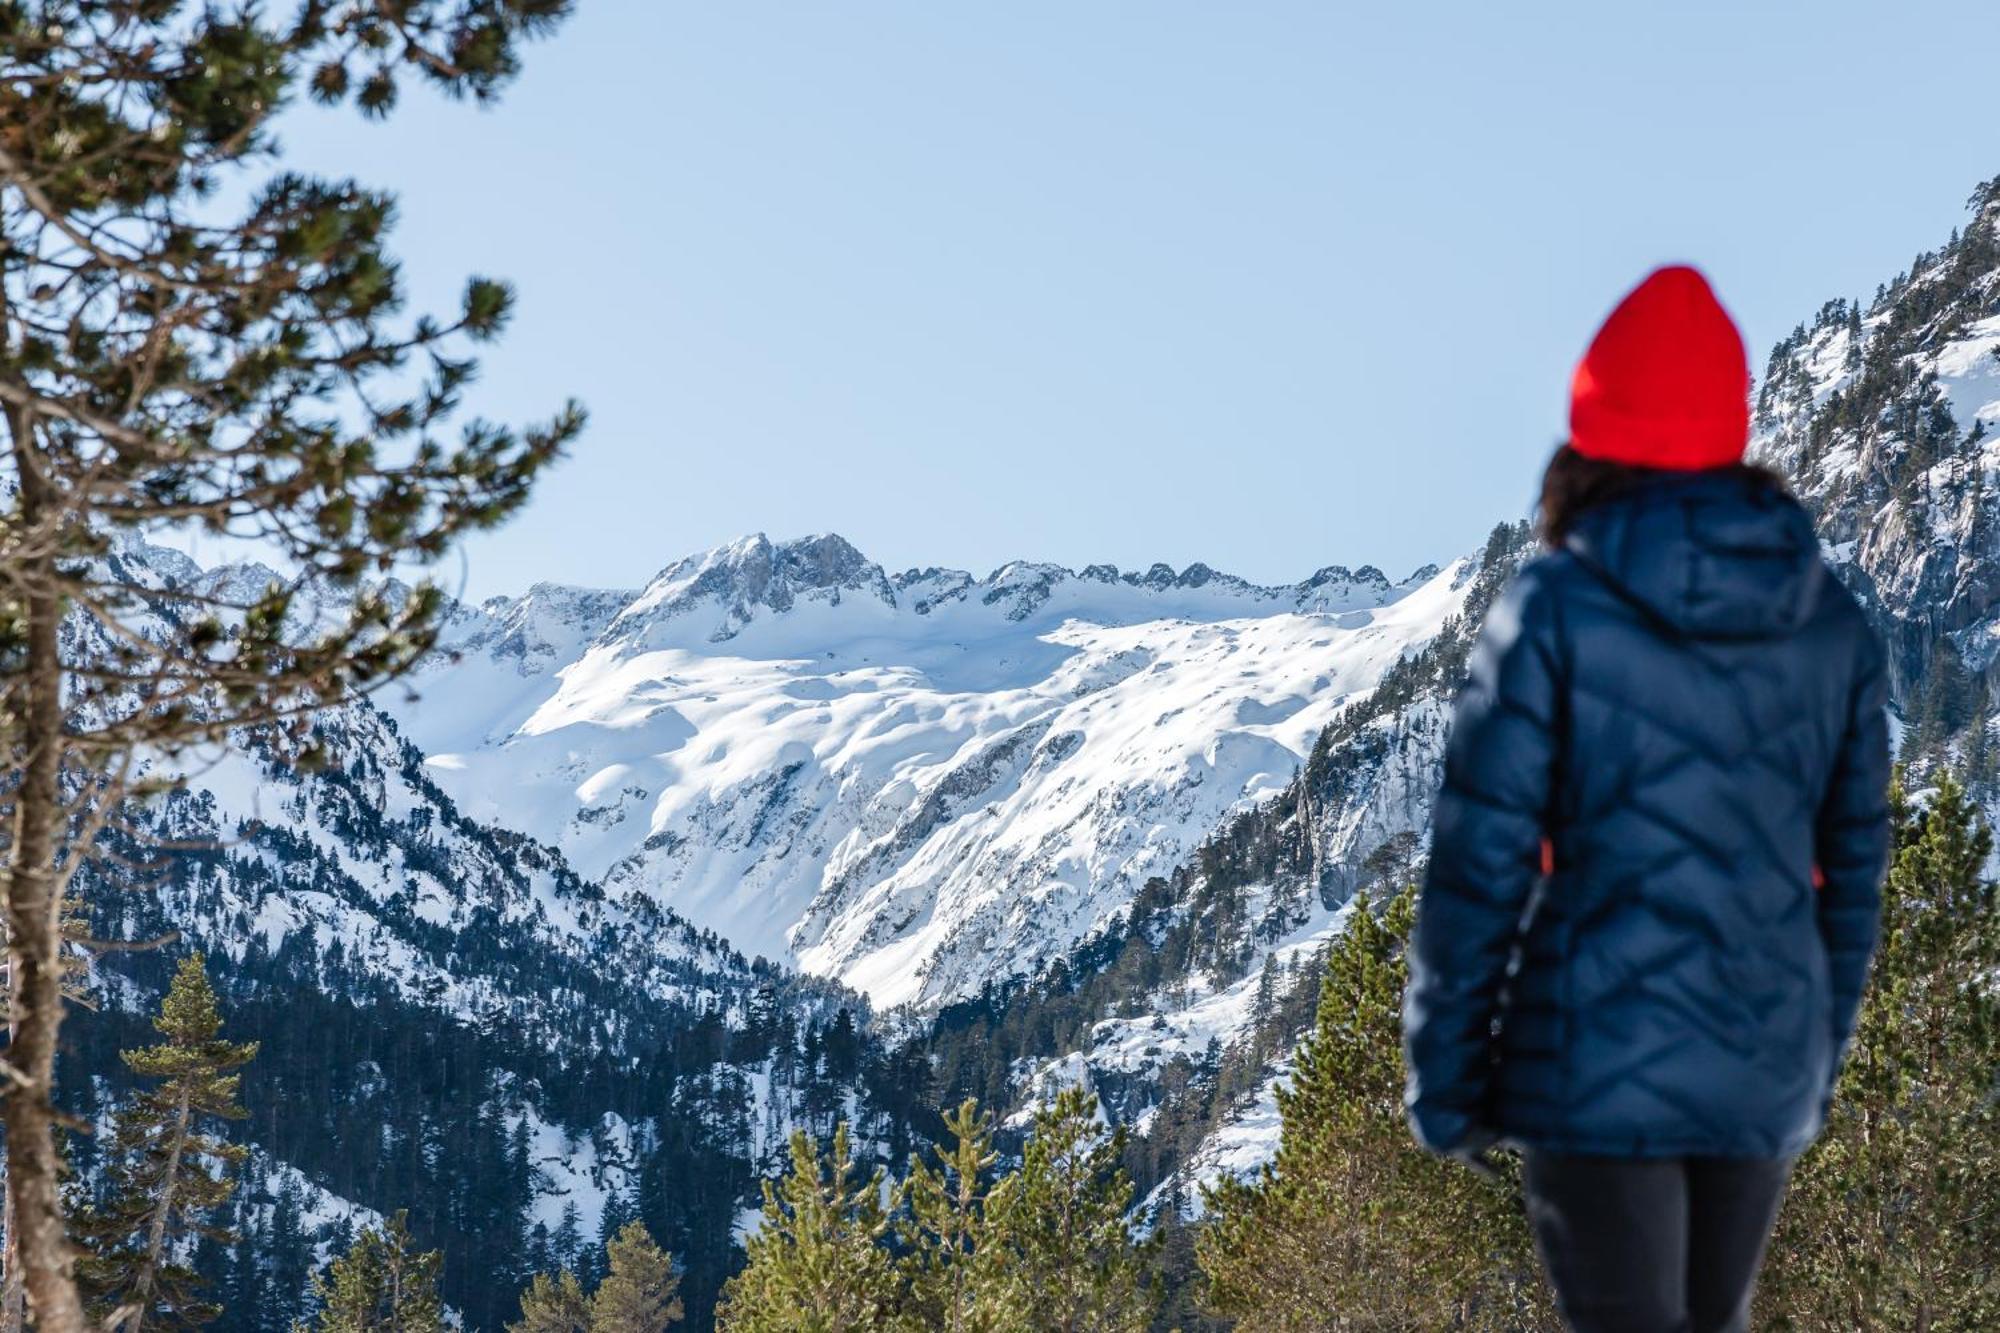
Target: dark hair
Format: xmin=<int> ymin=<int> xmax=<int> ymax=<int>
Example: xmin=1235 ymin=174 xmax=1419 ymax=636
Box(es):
xmin=1536 ymin=444 xmax=1789 ymax=547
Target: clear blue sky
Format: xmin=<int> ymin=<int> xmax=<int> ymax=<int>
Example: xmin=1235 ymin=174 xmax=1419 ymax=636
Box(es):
xmin=280 ymin=1 xmax=1999 ymax=600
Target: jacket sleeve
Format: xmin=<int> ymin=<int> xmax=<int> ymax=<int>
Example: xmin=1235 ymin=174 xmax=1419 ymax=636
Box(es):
xmin=1404 ymin=571 xmax=1561 ymax=1154
xmin=1814 ymin=630 xmax=1891 ymax=1087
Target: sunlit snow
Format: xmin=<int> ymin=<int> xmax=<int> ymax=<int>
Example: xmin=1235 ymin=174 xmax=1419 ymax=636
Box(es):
xmin=388 ymin=536 xmax=1466 ymax=1008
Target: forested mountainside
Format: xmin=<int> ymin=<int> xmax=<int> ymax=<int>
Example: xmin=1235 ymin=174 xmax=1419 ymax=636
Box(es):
xmin=74 ymin=525 xmax=1484 ymax=1328
xmin=900 ymin=520 xmax=1537 ymax=1215
xmin=66 ymin=172 xmax=2000 ymax=1330
xmin=69 ymin=617 xmax=917 ymax=1330
xmin=1754 ymin=173 xmax=2000 ymax=772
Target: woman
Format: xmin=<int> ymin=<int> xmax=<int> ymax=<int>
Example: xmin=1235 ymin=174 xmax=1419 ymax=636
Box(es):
xmin=1403 ymin=266 xmax=1891 ymax=1333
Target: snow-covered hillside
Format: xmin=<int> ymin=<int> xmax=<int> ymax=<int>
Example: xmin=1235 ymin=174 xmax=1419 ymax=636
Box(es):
xmin=386 ymin=534 xmax=1460 ymax=1008
xmin=69 ymin=532 xmax=902 ymax=1328
xmin=71 ymin=505 xmax=1504 ymax=1325
xmin=914 ymin=522 xmax=1534 ymax=1215
xmin=1754 ymin=175 xmax=2000 ymax=694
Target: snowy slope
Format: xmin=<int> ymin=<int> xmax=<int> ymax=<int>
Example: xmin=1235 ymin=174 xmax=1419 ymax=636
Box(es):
xmin=962 ymin=526 xmax=1532 ymax=1214
xmin=1754 ymin=176 xmax=2000 ymax=683
xmin=83 ymin=510 xmax=1491 ymax=1311
xmin=387 ymin=534 xmax=1461 ymax=1008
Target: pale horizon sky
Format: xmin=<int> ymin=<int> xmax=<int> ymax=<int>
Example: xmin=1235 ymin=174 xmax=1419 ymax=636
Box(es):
xmin=276 ymin=1 xmax=2000 ymax=601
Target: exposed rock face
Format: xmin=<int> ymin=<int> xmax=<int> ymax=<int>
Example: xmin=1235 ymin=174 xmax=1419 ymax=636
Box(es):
xmin=1754 ymin=177 xmax=2000 ymax=704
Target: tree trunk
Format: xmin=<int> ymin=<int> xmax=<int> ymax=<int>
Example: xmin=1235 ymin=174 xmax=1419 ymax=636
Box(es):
xmin=1 ymin=967 xmax=24 ymax=1333
xmin=126 ymin=1087 xmax=193 ymax=1332
xmin=0 ymin=243 xmax=27 ymax=1333
xmin=0 ymin=1199 xmax=20 ymax=1333
xmin=1 ymin=404 xmax=89 ymax=1330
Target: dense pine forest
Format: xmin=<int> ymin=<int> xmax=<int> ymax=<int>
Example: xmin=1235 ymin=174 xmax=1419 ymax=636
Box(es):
xmin=62 ymin=708 xmax=922 ymax=1329
xmin=60 ymin=764 xmax=1996 ymax=1330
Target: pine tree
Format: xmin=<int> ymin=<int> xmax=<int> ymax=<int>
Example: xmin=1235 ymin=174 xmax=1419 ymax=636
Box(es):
xmin=1198 ymin=890 xmax=1552 ymax=1330
xmin=987 ymin=1087 xmax=1154 ymax=1333
xmin=550 ymin=1201 xmax=586 ymax=1276
xmin=305 ymin=1211 xmax=444 ymax=1333
xmin=716 ymin=1123 xmax=897 ymax=1332
xmin=0 ymin=4 xmax=581 ymax=1320
xmin=1760 ymin=772 xmax=2000 ymax=1328
xmin=74 ymin=955 xmax=258 ymax=1332
xmin=510 ymin=1218 xmax=682 ymax=1333
xmin=509 ymin=1272 xmax=588 ymax=1333
xmin=593 ymin=1189 xmax=643 ymax=1280
xmin=264 ymin=1177 xmax=319 ymax=1331
xmin=589 ymin=1221 xmax=683 ymax=1332
xmin=1149 ymin=1212 xmax=1233 ymax=1333
xmin=895 ymin=1100 xmax=1005 ymax=1333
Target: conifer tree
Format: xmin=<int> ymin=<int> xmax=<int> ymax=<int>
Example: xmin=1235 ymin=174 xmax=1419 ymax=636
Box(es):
xmin=1760 ymin=772 xmax=2000 ymax=1328
xmin=588 ymin=1221 xmax=683 ymax=1332
xmin=305 ymin=1212 xmax=444 ymax=1333
xmin=716 ymin=1123 xmax=897 ymax=1333
xmin=592 ymin=1188 xmax=643 ymax=1283
xmin=508 ymin=1219 xmax=681 ymax=1333
xmin=1149 ymin=1215 xmax=1231 ymax=1333
xmin=0 ymin=5 xmax=580 ymax=1321
xmin=509 ymin=1271 xmax=588 ymax=1333
xmin=895 ymin=1099 xmax=1005 ymax=1333
xmin=987 ymin=1087 xmax=1153 ymax=1333
xmin=74 ymin=954 xmax=257 ymax=1332
xmin=263 ymin=1178 xmax=318 ymax=1332
xmin=1198 ymin=891 xmax=1552 ymax=1330
xmin=550 ymin=1202 xmax=585 ymax=1278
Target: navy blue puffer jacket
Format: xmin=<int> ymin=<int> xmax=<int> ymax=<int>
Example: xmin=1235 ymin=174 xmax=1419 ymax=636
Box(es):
xmin=1404 ymin=471 xmax=1891 ymax=1159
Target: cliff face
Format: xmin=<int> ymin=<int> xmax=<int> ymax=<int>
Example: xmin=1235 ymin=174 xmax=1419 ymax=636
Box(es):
xmin=1753 ymin=178 xmax=2000 ymax=747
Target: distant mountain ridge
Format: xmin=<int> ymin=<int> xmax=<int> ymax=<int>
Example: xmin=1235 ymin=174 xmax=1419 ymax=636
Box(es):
xmin=386 ymin=531 xmax=1457 ymax=1008
xmin=72 ymin=519 xmax=1473 ymax=1325
xmin=467 ymin=530 xmax=1437 ymax=649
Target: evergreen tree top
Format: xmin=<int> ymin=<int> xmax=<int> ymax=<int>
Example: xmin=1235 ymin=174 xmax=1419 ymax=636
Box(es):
xmin=121 ymin=954 xmax=258 ymax=1090
xmin=308 ymin=1210 xmax=445 ymax=1333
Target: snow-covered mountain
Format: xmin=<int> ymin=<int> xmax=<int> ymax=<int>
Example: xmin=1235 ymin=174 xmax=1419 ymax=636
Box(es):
xmin=390 ymin=534 xmax=1454 ymax=1009
xmin=1754 ymin=175 xmax=2000 ymax=719
xmin=69 ymin=533 xmax=897 ymax=1328
xmin=912 ymin=521 xmax=1536 ymax=1215
xmin=69 ymin=166 xmax=2000 ymax=1333
xmin=939 ymin=175 xmax=2000 ymax=1215
xmin=76 ymin=522 xmax=1484 ymax=1325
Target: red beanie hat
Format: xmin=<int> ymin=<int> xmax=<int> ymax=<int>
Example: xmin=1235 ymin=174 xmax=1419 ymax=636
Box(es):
xmin=1569 ymin=265 xmax=1750 ymax=471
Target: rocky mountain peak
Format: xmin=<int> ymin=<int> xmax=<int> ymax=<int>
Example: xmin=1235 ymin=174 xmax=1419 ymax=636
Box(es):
xmin=609 ymin=531 xmax=898 ymax=645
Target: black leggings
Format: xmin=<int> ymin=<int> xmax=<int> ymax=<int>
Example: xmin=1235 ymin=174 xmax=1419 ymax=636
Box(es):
xmin=1522 ymin=1151 xmax=1791 ymax=1333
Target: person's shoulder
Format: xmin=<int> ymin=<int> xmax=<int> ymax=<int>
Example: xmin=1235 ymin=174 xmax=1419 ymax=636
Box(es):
xmin=1492 ymin=548 xmax=1591 ymax=615
xmin=1478 ymin=549 xmax=1582 ymax=647
xmin=1517 ymin=546 xmax=1591 ymax=590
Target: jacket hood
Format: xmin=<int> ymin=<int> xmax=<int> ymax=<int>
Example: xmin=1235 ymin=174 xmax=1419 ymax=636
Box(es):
xmin=1563 ymin=472 xmax=1823 ymax=640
